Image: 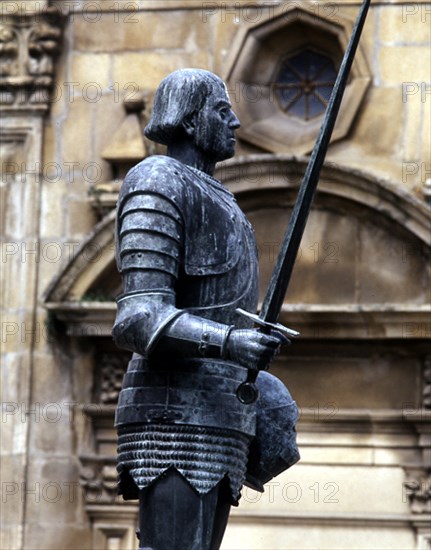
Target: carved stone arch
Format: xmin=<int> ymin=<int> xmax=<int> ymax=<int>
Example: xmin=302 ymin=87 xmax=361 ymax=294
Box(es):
xmin=224 ymin=5 xmax=371 ymax=154
xmin=217 ymin=154 xmax=431 ymax=245
xmin=45 ymin=209 xmax=118 ymax=302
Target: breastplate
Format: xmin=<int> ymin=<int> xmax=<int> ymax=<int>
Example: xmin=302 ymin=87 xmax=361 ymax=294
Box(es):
xmin=177 ymin=165 xmax=259 ymax=327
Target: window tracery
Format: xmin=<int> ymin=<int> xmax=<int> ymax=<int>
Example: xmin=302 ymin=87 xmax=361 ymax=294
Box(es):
xmin=273 ymin=49 xmax=338 ymax=121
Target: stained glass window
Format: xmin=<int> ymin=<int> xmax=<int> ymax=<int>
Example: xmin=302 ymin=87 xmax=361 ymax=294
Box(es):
xmin=273 ymin=49 xmax=338 ymax=121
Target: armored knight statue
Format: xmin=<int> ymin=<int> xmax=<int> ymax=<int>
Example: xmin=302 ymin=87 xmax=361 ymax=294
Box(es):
xmin=112 ymin=68 xmax=299 ymax=550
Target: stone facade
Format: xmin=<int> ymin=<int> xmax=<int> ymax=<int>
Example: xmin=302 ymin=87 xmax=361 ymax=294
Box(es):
xmin=1 ymin=1 xmax=430 ymax=549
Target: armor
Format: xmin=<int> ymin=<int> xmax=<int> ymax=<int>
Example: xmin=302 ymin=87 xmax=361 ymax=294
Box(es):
xmin=245 ymin=371 xmax=300 ymax=492
xmin=113 ymin=155 xmax=260 ymax=503
xmin=112 ymin=68 xmax=301 ymax=550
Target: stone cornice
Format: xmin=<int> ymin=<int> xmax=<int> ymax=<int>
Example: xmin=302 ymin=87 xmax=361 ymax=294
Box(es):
xmin=229 ymin=510 xmax=431 ymax=527
xmin=45 ymin=301 xmax=431 ymax=340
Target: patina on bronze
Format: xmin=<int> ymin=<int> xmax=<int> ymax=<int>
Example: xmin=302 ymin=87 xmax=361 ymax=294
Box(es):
xmin=112 ymin=69 xmax=299 ymax=550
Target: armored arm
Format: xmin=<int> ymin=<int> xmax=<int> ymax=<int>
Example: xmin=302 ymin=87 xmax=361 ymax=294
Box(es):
xmin=112 ymin=163 xmax=233 ymax=359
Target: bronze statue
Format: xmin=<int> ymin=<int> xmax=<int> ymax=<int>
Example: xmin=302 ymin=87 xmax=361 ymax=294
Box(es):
xmin=112 ymin=69 xmax=299 ymax=550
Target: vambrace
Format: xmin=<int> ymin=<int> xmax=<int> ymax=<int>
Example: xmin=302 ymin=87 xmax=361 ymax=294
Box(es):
xmin=112 ymin=291 xmax=234 ymax=361
xmin=156 ymin=312 xmax=233 ymax=360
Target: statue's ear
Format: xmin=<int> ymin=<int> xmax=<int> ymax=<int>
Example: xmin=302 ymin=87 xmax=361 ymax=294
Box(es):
xmin=182 ymin=113 xmax=197 ymax=137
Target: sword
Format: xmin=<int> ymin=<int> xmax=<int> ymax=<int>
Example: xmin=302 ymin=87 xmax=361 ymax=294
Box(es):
xmin=236 ymin=0 xmax=371 ymax=404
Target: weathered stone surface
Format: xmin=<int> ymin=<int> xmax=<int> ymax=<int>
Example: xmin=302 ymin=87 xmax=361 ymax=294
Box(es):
xmin=122 ymin=10 xmax=210 ymax=51
xmin=358 ymin=222 xmax=427 ymax=303
xmin=66 ymin=199 xmax=97 ymax=238
xmin=73 ymin=11 xmax=209 ymax=53
xmin=403 ymin=89 xmax=423 ymax=162
xmin=93 ymin=94 xmax=126 ymax=180
xmin=223 ymin=518 xmax=415 ymax=550
xmin=40 ymin=181 xmax=67 ymax=239
xmin=379 ymin=6 xmax=431 ymax=44
xmin=273 ymin=354 xmax=421 ymax=411
xmin=352 ymin=87 xmax=403 ymax=159
xmin=73 ymin=13 xmax=124 ymax=52
xmin=213 ymin=11 xmax=240 ymax=76
xmin=422 ymin=98 xmax=431 ymax=170
xmin=236 ymin=464 xmax=411 ymax=514
xmin=24 ymin=525 xmax=92 ymax=550
xmin=112 ymin=51 xmax=210 ymax=90
xmin=71 ymin=53 xmax=110 ymax=91
xmin=62 ymin=97 xmax=93 ymax=169
xmin=379 ymin=45 xmax=431 ymax=85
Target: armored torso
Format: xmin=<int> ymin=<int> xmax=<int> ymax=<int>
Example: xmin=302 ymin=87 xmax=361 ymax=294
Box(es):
xmin=114 ymin=156 xmax=260 ymax=501
xmin=115 ymin=156 xmax=259 ymax=327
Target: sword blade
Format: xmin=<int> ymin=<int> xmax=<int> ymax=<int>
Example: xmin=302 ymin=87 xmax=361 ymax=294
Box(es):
xmin=260 ymin=0 xmax=371 ymax=324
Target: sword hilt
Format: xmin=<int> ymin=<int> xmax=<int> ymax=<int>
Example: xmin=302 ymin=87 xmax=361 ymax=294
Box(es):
xmin=234 ymin=308 xmax=300 ymax=404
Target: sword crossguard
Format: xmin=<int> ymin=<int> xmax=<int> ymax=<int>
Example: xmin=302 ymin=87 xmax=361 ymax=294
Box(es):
xmin=235 ymin=308 xmax=300 ymax=338
xmin=234 ymin=308 xmax=300 ymax=404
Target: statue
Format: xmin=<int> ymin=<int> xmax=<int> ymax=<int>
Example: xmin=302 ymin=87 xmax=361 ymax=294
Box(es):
xmin=112 ymin=68 xmax=299 ymax=550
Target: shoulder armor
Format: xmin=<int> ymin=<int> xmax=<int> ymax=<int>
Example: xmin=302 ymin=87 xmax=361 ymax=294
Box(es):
xmin=119 ymin=156 xmax=245 ymax=278
xmin=119 ymin=156 xmax=188 ymax=216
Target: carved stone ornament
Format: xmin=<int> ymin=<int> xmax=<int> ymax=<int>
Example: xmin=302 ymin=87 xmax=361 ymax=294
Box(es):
xmin=403 ymin=467 xmax=431 ymax=515
xmin=79 ymin=455 xmax=121 ymax=506
xmin=96 ymin=353 xmax=128 ymax=405
xmin=0 ymin=7 xmax=63 ymax=111
xmin=422 ymin=357 xmax=431 ymax=410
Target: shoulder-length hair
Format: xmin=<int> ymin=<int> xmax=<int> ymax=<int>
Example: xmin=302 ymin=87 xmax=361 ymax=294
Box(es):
xmin=144 ymin=68 xmax=223 ymax=145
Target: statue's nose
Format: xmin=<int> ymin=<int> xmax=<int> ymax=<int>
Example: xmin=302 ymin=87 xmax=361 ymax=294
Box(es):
xmin=229 ymin=112 xmax=240 ymax=129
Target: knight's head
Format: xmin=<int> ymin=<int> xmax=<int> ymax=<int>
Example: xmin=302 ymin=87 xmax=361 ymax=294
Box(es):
xmin=145 ymin=68 xmax=240 ymax=162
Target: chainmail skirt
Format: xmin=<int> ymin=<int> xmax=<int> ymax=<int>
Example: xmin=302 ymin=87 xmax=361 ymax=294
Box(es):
xmin=117 ymin=423 xmax=250 ymax=503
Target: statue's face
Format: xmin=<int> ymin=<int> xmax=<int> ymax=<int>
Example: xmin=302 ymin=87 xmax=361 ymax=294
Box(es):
xmin=193 ymin=82 xmax=240 ymax=163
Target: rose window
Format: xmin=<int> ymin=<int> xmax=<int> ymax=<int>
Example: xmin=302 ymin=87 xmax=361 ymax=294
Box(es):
xmin=273 ymin=49 xmax=338 ymax=121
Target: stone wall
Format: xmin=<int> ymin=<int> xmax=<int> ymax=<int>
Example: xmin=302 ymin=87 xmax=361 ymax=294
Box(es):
xmin=1 ymin=1 xmax=430 ymax=549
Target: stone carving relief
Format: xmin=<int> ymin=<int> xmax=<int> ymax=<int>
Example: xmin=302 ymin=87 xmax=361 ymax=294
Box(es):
xmin=0 ymin=26 xmax=19 ymax=77
xmin=79 ymin=456 xmax=119 ymax=505
xmin=0 ymin=8 xmax=63 ymax=110
xmin=78 ymin=351 xmax=137 ymax=547
xmin=403 ymin=468 xmax=431 ymax=515
xmin=98 ymin=353 xmax=126 ymax=405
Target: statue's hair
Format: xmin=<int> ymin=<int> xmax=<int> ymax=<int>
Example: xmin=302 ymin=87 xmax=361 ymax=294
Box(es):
xmin=144 ymin=68 xmax=224 ymax=145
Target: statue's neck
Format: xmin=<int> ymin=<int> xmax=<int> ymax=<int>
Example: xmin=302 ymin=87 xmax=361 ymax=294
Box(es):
xmin=167 ymin=141 xmax=216 ymax=177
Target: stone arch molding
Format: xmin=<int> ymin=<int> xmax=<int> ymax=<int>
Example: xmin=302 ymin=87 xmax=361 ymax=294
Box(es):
xmin=44 ymin=156 xmax=430 ymax=337
xmin=45 ymin=208 xmax=117 ymax=303
xmin=217 ymin=155 xmax=430 ymax=246
xmin=224 ymin=4 xmax=371 ymax=154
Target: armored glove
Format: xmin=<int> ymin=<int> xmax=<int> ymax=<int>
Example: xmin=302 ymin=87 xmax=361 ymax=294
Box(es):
xmin=157 ymin=315 xmax=289 ymax=370
xmin=225 ymin=328 xmax=289 ymax=371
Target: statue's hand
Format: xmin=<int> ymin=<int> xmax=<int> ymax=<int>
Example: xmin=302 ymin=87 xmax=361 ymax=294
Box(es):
xmin=225 ymin=329 xmax=290 ymax=370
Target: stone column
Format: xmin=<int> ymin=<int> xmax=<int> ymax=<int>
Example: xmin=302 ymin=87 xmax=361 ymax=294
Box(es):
xmin=0 ymin=3 xmax=63 ymax=548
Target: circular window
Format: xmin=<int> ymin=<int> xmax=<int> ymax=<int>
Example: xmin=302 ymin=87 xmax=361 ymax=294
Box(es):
xmin=273 ymin=49 xmax=338 ymax=121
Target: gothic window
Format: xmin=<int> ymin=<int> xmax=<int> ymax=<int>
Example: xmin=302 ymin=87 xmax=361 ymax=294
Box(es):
xmin=273 ymin=49 xmax=338 ymax=121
